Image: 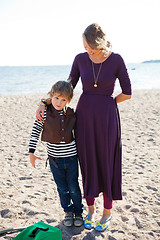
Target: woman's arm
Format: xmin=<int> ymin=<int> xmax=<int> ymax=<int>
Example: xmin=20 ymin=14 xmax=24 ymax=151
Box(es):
xmin=68 ymin=55 xmax=80 ymax=88
xmin=115 ymin=93 xmax=131 ymax=103
xmin=36 ymin=105 xmax=45 ymax=122
xmin=116 ymin=55 xmax=132 ymax=101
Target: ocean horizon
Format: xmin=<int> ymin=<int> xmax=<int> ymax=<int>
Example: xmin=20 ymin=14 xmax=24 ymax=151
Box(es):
xmin=0 ymin=62 xmax=160 ymax=96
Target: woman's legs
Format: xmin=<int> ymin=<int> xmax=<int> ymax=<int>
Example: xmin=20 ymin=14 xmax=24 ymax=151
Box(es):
xmin=86 ymin=197 xmax=95 ymax=220
xmin=86 ymin=193 xmax=112 ymax=222
xmin=100 ymin=192 xmax=112 ymax=223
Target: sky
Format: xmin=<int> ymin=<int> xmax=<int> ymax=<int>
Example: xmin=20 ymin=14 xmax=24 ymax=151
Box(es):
xmin=0 ymin=0 xmax=159 ymax=66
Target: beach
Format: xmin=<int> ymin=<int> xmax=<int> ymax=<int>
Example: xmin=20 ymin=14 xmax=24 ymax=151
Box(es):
xmin=0 ymin=89 xmax=160 ymax=240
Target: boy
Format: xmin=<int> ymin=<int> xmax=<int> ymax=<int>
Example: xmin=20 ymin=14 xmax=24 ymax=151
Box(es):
xmin=29 ymin=81 xmax=83 ymax=227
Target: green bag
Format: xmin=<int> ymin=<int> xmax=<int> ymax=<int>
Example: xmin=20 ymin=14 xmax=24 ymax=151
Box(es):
xmin=13 ymin=221 xmax=62 ymax=240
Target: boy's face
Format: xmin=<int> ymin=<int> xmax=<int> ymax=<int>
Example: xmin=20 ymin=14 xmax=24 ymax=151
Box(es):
xmin=51 ymin=93 xmax=69 ymax=111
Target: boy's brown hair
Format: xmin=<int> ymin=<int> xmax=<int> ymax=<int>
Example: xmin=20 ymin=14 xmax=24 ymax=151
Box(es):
xmin=48 ymin=81 xmax=73 ymax=102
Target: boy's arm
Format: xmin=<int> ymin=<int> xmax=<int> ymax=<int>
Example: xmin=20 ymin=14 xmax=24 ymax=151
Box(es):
xmin=29 ymin=119 xmax=44 ymax=152
xmin=29 ymin=111 xmax=46 ymax=166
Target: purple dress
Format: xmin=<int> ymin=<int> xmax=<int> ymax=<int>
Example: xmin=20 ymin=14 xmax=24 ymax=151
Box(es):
xmin=69 ymin=52 xmax=131 ymax=201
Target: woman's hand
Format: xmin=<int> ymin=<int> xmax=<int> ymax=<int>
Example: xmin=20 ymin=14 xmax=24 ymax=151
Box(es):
xmin=36 ymin=98 xmax=52 ymax=122
xmin=115 ymin=93 xmax=131 ymax=103
xmin=36 ymin=105 xmax=45 ymax=122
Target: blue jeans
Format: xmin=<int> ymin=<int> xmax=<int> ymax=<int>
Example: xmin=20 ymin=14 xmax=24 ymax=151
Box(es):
xmin=49 ymin=155 xmax=83 ymax=214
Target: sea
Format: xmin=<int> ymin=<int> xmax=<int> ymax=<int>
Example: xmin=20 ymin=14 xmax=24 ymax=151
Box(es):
xmin=0 ymin=62 xmax=160 ymax=96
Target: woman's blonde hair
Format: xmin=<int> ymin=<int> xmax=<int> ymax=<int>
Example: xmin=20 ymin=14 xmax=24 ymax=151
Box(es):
xmin=83 ymin=23 xmax=112 ymax=54
xmin=48 ymin=81 xmax=73 ymax=102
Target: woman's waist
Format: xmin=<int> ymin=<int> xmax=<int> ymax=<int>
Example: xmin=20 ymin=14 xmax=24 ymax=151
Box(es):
xmin=81 ymin=91 xmax=115 ymax=101
xmin=78 ymin=92 xmax=116 ymax=106
xmin=82 ymin=90 xmax=113 ymax=97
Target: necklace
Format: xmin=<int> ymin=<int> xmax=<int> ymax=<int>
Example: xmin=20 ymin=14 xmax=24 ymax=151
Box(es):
xmin=91 ymin=61 xmax=103 ymax=87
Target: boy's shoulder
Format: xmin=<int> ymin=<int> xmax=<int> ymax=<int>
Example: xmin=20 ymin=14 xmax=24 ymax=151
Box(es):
xmin=66 ymin=106 xmax=74 ymax=111
xmin=45 ymin=105 xmax=75 ymax=118
xmin=65 ymin=107 xmax=75 ymax=118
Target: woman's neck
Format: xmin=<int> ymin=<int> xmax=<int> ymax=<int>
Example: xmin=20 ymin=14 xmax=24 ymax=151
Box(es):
xmin=89 ymin=51 xmax=112 ymax=63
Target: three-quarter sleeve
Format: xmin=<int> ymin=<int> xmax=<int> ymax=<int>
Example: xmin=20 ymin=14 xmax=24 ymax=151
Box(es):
xmin=116 ymin=55 xmax=132 ymax=95
xmin=68 ymin=55 xmax=80 ymax=89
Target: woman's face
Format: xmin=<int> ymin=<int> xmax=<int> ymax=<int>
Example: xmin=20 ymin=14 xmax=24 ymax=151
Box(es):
xmin=83 ymin=37 xmax=101 ymax=58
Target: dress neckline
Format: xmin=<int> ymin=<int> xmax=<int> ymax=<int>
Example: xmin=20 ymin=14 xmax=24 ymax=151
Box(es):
xmin=87 ymin=52 xmax=113 ymax=64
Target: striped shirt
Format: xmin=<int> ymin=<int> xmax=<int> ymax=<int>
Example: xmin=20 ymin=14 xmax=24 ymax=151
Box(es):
xmin=29 ymin=110 xmax=77 ymax=158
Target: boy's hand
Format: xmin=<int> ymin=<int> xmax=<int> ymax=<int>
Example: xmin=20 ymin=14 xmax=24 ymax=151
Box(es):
xmin=29 ymin=153 xmax=42 ymax=168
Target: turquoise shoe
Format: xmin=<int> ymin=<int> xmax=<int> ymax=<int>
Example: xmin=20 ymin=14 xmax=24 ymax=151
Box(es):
xmin=84 ymin=215 xmax=94 ymax=229
xmin=95 ymin=215 xmax=112 ymax=232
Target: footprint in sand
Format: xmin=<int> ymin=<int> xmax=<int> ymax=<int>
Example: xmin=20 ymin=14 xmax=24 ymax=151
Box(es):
xmin=46 ymin=219 xmax=56 ymax=224
xmin=121 ymin=216 xmax=129 ymax=222
xmin=135 ymin=217 xmax=143 ymax=229
xmin=122 ymin=192 xmax=127 ymax=196
xmin=130 ymin=208 xmax=139 ymax=213
xmin=146 ymin=186 xmax=158 ymax=191
xmin=24 ymin=185 xmax=33 ymax=188
xmin=116 ymin=207 xmax=123 ymax=213
xmin=125 ymin=205 xmax=131 ymax=210
xmin=19 ymin=177 xmax=32 ymax=180
xmin=23 ymin=209 xmax=38 ymax=216
xmin=22 ymin=200 xmax=32 ymax=205
xmin=1 ymin=209 xmax=12 ymax=218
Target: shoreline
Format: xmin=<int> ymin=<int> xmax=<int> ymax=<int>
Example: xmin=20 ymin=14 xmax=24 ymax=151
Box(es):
xmin=0 ymin=88 xmax=160 ymax=97
xmin=0 ymin=89 xmax=160 ymax=239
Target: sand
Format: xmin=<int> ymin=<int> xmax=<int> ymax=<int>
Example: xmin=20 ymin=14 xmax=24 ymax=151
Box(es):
xmin=0 ymin=89 xmax=160 ymax=240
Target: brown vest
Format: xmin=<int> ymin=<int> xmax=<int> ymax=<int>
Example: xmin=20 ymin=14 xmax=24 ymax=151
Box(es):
xmin=41 ymin=105 xmax=76 ymax=144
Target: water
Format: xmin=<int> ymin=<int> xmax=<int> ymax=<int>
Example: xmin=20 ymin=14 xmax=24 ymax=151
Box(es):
xmin=0 ymin=62 xmax=160 ymax=96
xmin=127 ymin=62 xmax=160 ymax=90
xmin=0 ymin=65 xmax=71 ymax=95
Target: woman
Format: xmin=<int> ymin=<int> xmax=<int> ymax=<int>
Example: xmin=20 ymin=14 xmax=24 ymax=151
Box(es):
xmin=37 ymin=23 xmax=132 ymax=231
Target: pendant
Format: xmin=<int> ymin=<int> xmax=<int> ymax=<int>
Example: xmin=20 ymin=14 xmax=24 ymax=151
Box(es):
xmin=94 ymin=83 xmax=98 ymax=87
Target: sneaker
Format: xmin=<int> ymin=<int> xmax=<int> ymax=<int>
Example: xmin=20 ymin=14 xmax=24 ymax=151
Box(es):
xmin=74 ymin=213 xmax=83 ymax=227
xmin=63 ymin=212 xmax=73 ymax=227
